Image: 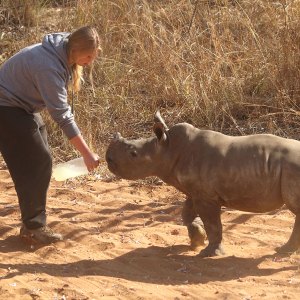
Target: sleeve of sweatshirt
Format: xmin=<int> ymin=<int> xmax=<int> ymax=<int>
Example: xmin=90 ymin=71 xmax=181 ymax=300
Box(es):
xmin=33 ymin=69 xmax=81 ymax=139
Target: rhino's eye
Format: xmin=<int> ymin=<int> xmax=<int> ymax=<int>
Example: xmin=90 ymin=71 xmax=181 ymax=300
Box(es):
xmin=130 ymin=150 xmax=138 ymax=158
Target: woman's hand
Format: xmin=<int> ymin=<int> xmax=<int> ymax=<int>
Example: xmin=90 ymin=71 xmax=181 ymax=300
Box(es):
xmin=69 ymin=134 xmax=100 ymax=172
xmin=83 ymin=152 xmax=100 ymax=172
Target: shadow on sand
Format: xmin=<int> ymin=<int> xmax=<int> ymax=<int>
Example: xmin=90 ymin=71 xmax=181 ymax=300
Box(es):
xmin=0 ymin=235 xmax=297 ymax=285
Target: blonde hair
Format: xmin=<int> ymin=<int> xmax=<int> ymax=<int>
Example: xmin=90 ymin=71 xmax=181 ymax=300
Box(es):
xmin=67 ymin=26 xmax=101 ymax=93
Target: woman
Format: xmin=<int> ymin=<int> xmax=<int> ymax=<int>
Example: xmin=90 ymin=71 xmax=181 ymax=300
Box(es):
xmin=0 ymin=26 xmax=101 ymax=244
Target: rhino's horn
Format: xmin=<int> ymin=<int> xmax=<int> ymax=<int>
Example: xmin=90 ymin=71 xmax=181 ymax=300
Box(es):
xmin=154 ymin=110 xmax=169 ymax=131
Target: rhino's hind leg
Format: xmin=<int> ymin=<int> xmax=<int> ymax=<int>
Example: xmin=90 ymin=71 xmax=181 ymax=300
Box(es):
xmin=276 ymin=214 xmax=300 ymax=254
xmin=195 ymin=201 xmax=225 ymax=257
xmin=182 ymin=198 xmax=207 ymax=249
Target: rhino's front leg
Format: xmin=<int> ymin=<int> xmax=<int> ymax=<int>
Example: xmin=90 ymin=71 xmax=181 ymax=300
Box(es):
xmin=182 ymin=198 xmax=207 ymax=250
xmin=194 ymin=200 xmax=225 ymax=257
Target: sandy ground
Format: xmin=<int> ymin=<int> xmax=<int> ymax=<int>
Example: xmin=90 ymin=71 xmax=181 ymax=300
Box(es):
xmin=1 ymin=165 xmax=300 ymax=300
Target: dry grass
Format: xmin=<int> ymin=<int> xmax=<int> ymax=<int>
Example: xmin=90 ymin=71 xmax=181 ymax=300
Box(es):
xmin=2 ymin=0 xmax=300 ymax=161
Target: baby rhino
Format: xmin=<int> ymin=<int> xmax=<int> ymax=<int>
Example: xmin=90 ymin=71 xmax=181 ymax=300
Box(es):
xmin=105 ymin=111 xmax=300 ymax=257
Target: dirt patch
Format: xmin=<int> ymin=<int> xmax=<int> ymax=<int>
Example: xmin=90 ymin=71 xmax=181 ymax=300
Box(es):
xmin=0 ymin=168 xmax=300 ymax=299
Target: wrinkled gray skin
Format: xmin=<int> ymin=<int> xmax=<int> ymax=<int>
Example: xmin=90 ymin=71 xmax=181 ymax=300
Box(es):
xmin=106 ymin=112 xmax=300 ymax=257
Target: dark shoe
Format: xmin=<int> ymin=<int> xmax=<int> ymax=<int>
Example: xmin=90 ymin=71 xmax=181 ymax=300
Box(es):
xmin=20 ymin=225 xmax=63 ymax=244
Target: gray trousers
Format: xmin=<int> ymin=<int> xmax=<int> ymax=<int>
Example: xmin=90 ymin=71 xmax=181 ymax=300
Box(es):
xmin=0 ymin=106 xmax=52 ymax=229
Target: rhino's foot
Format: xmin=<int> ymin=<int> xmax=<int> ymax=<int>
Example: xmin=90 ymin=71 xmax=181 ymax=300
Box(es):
xmin=188 ymin=219 xmax=207 ymax=250
xmin=275 ymin=243 xmax=299 ymax=254
xmin=197 ymin=244 xmax=225 ymax=258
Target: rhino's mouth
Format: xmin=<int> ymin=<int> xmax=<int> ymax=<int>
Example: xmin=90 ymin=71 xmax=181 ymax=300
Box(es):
xmin=105 ymin=153 xmax=119 ymax=175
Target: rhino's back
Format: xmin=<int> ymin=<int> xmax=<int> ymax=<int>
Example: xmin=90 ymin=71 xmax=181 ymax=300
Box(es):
xmin=172 ymin=126 xmax=300 ymax=212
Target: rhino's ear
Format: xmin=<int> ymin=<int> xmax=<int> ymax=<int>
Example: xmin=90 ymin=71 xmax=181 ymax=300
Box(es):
xmin=153 ymin=122 xmax=168 ymax=144
xmin=154 ymin=110 xmax=169 ymax=130
xmin=113 ymin=132 xmax=122 ymax=141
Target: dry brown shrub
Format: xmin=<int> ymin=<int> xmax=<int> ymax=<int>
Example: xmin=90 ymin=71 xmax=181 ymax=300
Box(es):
xmin=0 ymin=0 xmax=39 ymax=26
xmin=2 ymin=0 xmax=300 ymax=161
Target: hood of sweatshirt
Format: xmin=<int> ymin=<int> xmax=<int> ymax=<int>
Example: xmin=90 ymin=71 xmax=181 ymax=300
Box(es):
xmin=42 ymin=32 xmax=72 ymax=76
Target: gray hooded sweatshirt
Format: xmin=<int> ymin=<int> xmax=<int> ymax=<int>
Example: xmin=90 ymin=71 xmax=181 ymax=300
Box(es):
xmin=0 ymin=32 xmax=80 ymax=139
